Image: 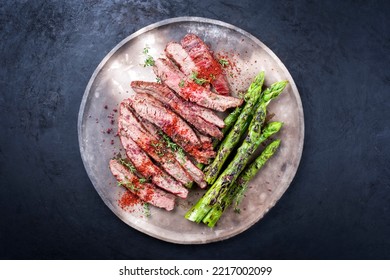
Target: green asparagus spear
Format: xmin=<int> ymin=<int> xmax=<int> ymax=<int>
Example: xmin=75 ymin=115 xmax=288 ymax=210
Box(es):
xmin=202 ymin=127 xmax=282 ymax=227
xmin=233 ymin=138 xmax=281 ymax=210
xmin=198 ymin=107 xmax=245 ymax=171
xmin=261 ymin=81 xmax=288 ymax=105
xmin=222 ymin=106 xmax=243 ymax=135
xmin=204 ymin=72 xmax=265 ymax=185
xmin=186 ymin=102 xmax=267 ymax=222
xmin=204 ymin=79 xmax=288 ymax=185
xmin=186 ymin=80 xmax=288 ymax=224
xmin=211 ymin=106 xmax=243 ymax=148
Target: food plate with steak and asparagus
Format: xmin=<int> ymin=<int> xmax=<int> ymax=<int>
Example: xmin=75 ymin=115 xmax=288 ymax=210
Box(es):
xmin=78 ymin=17 xmax=304 ymax=244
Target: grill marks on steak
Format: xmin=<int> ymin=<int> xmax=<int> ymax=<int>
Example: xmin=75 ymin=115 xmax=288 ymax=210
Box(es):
xmin=131 ymin=81 xmax=224 ymax=139
xmin=127 ymin=92 xmax=215 ymax=164
xmin=109 ymin=159 xmax=176 ymax=211
xmin=129 ymin=93 xmax=199 ymax=147
xmin=131 ymin=80 xmax=225 ymax=128
xmin=181 ymin=34 xmax=230 ymax=96
xmin=153 ymin=58 xmax=242 ymax=112
xmin=118 ymin=130 xmax=188 ymax=199
xmin=138 ymin=117 xmax=207 ymax=188
xmin=111 ymin=34 xmax=247 ymax=208
xmin=119 ymin=101 xmax=193 ymax=186
xmin=165 ymin=42 xmax=196 ymax=77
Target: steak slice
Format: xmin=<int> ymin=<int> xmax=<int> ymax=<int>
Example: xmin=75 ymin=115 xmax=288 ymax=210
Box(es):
xmin=181 ymin=33 xmax=230 ymax=96
xmin=193 ymin=105 xmax=225 ymax=128
xmin=139 ymin=117 xmax=207 ymax=188
xmin=131 ymin=80 xmax=224 ymax=128
xmin=194 ymin=129 xmax=213 ymax=146
xmin=118 ymin=128 xmax=188 ymax=199
xmin=109 ymin=159 xmax=176 ymax=211
xmin=127 ymin=93 xmax=215 ymax=163
xmin=165 ymin=42 xmax=196 ymax=77
xmin=153 ymin=58 xmax=242 ymax=112
xmin=131 ymin=81 xmax=223 ymax=138
xmin=119 ymin=101 xmax=193 ymax=186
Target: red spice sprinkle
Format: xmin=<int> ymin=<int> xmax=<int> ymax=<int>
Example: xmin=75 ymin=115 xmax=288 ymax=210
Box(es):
xmin=113 ymin=109 xmax=118 ymax=113
xmin=104 ymin=105 xmax=108 ymax=109
xmin=118 ymin=190 xmax=141 ymax=211
xmin=110 ymin=139 xmax=114 ymax=145
xmin=106 ymin=128 xmax=113 ymax=134
xmin=143 ymin=187 xmax=154 ymax=203
xmin=216 ymin=51 xmax=241 ymax=77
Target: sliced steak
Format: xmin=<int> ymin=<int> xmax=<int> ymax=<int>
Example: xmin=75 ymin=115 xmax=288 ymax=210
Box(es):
xmin=118 ymin=128 xmax=188 ymax=199
xmin=153 ymin=58 xmax=242 ymax=112
xmin=127 ymin=93 xmax=215 ymax=163
xmin=109 ymin=159 xmax=176 ymax=211
xmin=181 ymin=33 xmax=230 ymax=96
xmin=194 ymin=129 xmax=213 ymax=146
xmin=128 ymin=93 xmax=200 ymax=147
xmin=165 ymin=41 xmax=196 ymax=77
xmin=194 ymin=106 xmax=225 ymax=128
xmin=131 ymin=81 xmax=223 ymax=138
xmin=139 ymin=117 xmax=207 ymax=188
xmin=131 ymin=80 xmax=224 ymax=128
xmin=165 ymin=41 xmax=214 ymax=92
xmin=119 ymin=101 xmax=193 ymax=186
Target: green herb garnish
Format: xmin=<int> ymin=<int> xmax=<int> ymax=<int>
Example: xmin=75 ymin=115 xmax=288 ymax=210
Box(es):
xmin=144 ymin=55 xmax=155 ymax=67
xmin=178 ymin=80 xmax=185 ymax=88
xmin=143 ymin=46 xmax=150 ymax=54
xmin=118 ymin=158 xmax=137 ymax=173
xmin=191 ymin=72 xmax=208 ymax=85
xmin=219 ymin=59 xmax=229 ymax=67
xmin=139 ymin=178 xmax=148 ymax=184
xmin=143 ymin=203 xmax=151 ymax=217
xmin=157 ymin=130 xmax=186 ymax=160
xmin=118 ymin=179 xmax=139 ymax=192
xmin=177 ymin=148 xmax=186 ymax=160
xmin=159 ymin=131 xmax=179 ymax=151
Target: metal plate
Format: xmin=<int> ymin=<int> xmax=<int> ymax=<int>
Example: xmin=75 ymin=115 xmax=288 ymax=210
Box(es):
xmin=78 ymin=17 xmax=304 ymax=244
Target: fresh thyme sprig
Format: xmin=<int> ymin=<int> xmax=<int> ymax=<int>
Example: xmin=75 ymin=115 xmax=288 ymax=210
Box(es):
xmin=219 ymin=59 xmax=229 ymax=67
xmin=142 ymin=45 xmax=155 ymax=67
xmin=143 ymin=203 xmax=151 ymax=217
xmin=118 ymin=158 xmax=136 ymax=173
xmin=191 ymin=72 xmax=208 ymax=85
xmin=144 ymin=55 xmax=155 ymax=67
xmin=158 ymin=130 xmax=186 ymax=160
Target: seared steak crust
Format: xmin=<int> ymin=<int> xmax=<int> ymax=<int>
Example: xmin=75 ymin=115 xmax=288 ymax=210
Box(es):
xmin=131 ymin=81 xmax=224 ymax=139
xmin=119 ymin=133 xmax=188 ymax=198
xmin=126 ymin=93 xmax=216 ymax=163
xmin=109 ymin=159 xmax=176 ymax=210
xmin=119 ymin=101 xmax=193 ymax=186
xmin=138 ymin=117 xmax=207 ymax=188
xmin=181 ymin=33 xmax=230 ymax=96
xmin=153 ymin=58 xmax=242 ymax=112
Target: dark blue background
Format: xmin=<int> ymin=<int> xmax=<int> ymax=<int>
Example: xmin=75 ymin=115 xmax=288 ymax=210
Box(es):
xmin=1 ymin=0 xmax=389 ymax=259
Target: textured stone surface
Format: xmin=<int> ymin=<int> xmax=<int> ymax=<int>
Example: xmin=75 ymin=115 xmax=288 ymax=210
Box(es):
xmin=1 ymin=0 xmax=389 ymax=259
